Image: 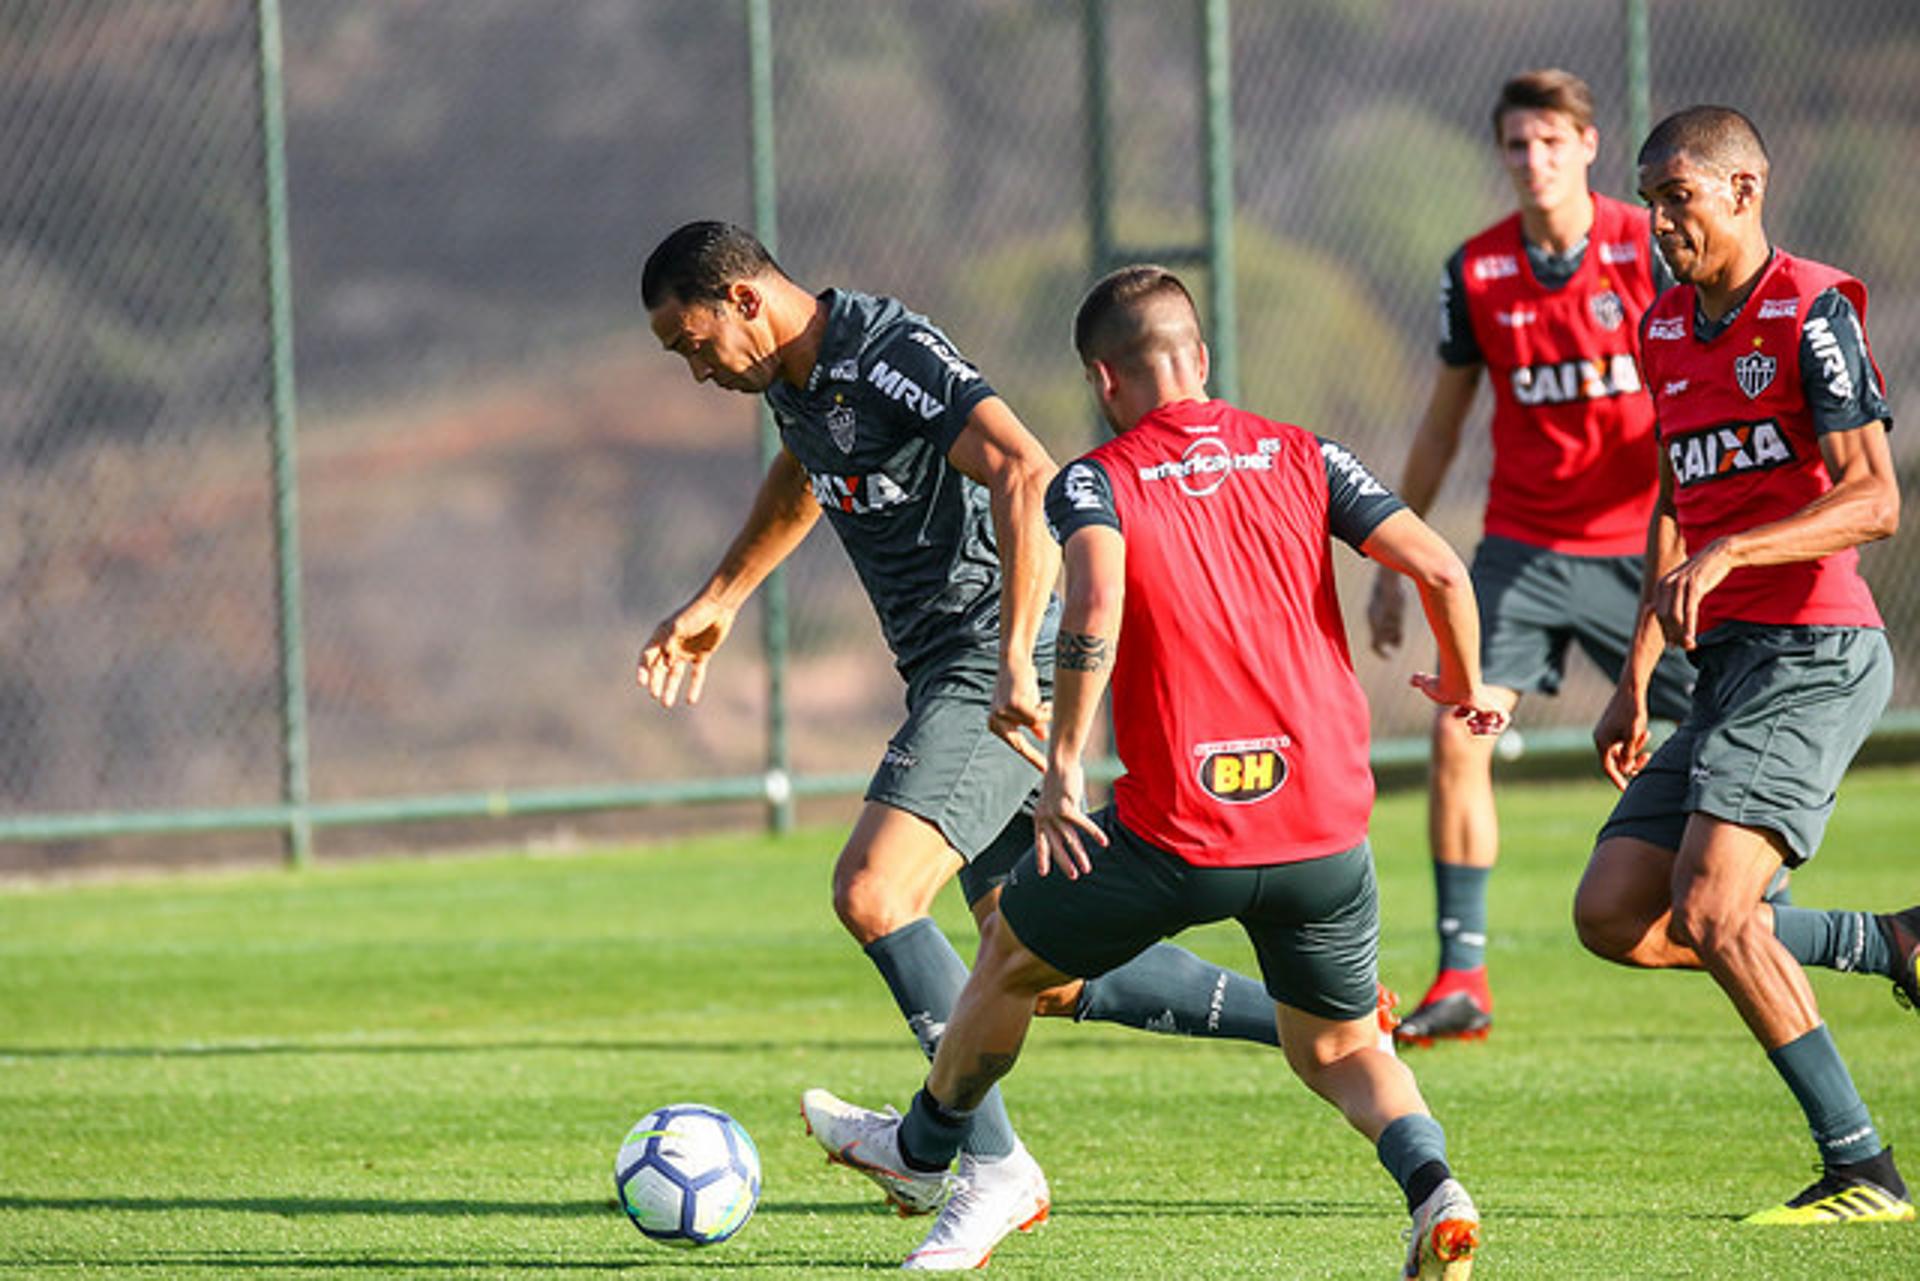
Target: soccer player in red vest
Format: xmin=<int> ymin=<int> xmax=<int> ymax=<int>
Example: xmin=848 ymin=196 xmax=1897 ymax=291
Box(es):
xmin=810 ymin=266 xmax=1505 ymax=1275
xmin=1575 ymin=105 xmax=1918 ymax=1224
xmin=637 ymin=223 xmax=1356 ymax=1263
xmin=1369 ymin=70 xmax=1699 ymax=1045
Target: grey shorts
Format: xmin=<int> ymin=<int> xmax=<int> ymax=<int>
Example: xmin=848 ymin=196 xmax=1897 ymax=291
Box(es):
xmin=866 ymin=661 xmax=1043 ymax=905
xmin=996 ymin=809 xmax=1380 ymax=1022
xmin=1472 ymin=535 xmax=1693 ymax=721
xmin=1597 ymin=625 xmax=1891 ymax=866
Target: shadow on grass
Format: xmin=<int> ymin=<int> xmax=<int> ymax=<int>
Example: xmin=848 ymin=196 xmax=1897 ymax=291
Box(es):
xmin=0 ymin=1038 xmax=905 ymax=1061
xmin=0 ymin=1195 xmax=871 ymax=1220
xmin=1064 ymin=1196 xmax=1744 ymax=1224
xmin=0 ymin=1252 xmax=874 ymax=1272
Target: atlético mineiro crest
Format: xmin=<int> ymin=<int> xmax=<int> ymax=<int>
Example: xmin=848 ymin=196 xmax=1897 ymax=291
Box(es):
xmin=1734 ymin=349 xmax=1777 ymax=399
xmin=826 ymin=398 xmax=857 ymax=452
xmin=1589 ymin=290 xmax=1625 ymax=332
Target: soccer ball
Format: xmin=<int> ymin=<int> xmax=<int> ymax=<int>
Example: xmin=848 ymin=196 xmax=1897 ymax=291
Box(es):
xmin=614 ymin=1103 xmax=761 ymax=1247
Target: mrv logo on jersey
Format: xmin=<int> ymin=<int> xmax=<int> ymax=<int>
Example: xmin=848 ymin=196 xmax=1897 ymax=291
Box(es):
xmin=867 ymin=360 xmax=946 ymax=420
xmin=1510 ymin=354 xmax=1642 ymax=406
xmin=1194 ymin=735 xmax=1291 ymax=804
xmin=1666 ymin=419 xmax=1795 ymax=488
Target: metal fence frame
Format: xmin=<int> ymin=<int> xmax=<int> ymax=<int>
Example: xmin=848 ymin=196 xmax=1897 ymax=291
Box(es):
xmin=5 ymin=0 xmax=1910 ymax=862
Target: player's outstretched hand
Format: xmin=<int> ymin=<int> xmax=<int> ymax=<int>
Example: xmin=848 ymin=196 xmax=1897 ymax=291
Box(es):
xmin=1033 ymin=759 xmax=1106 ymax=880
xmin=989 ymin=660 xmax=1051 ymax=772
xmin=1593 ymin=685 xmax=1650 ymax=791
xmin=638 ymin=598 xmax=736 ymax=709
xmin=1366 ymin=570 xmax=1405 ymax=659
xmin=1409 ymin=672 xmax=1510 ymax=737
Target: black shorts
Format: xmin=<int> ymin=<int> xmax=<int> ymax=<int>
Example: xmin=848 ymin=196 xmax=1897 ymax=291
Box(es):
xmin=996 ymin=809 xmax=1380 ymax=1022
xmin=1598 ymin=625 xmax=1891 ymax=865
xmin=865 ymin=657 xmax=1047 ymax=906
xmin=1472 ymin=535 xmax=1693 ymax=720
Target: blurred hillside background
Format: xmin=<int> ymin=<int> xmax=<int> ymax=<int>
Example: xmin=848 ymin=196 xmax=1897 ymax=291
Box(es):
xmin=3 ymin=0 xmax=1917 ymax=869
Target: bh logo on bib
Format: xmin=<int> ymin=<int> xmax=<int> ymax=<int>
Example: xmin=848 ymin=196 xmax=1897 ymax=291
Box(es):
xmin=1195 ymin=736 xmax=1291 ymax=804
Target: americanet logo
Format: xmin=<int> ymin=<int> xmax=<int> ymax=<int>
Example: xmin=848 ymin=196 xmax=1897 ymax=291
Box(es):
xmin=1194 ymin=735 xmax=1290 ymax=804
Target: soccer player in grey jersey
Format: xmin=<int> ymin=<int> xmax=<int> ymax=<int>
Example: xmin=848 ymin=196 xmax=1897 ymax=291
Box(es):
xmin=636 ymin=221 xmax=1312 ymax=1265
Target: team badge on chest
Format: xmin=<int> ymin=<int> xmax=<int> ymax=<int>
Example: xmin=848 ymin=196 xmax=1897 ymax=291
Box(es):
xmin=1733 ymin=348 xmax=1777 ymax=399
xmin=825 ymin=395 xmax=858 ymax=453
xmin=1589 ymin=290 xmax=1625 ymax=332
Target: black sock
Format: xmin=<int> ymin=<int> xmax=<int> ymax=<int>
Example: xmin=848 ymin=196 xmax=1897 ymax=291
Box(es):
xmin=897 ymin=1086 xmax=971 ymax=1172
xmin=1832 ymin=1146 xmax=1908 ymax=1199
xmin=1405 ymin=1159 xmax=1452 ymax=1214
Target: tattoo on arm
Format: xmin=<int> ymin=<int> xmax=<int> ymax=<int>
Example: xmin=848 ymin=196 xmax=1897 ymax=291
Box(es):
xmin=1057 ymin=630 xmax=1111 ymax=672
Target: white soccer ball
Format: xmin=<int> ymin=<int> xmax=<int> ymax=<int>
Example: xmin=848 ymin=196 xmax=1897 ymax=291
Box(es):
xmin=614 ymin=1103 xmax=761 ymax=1247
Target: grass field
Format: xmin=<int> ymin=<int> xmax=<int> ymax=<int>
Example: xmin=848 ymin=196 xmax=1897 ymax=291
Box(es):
xmin=2 ymin=768 xmax=1917 ymax=1278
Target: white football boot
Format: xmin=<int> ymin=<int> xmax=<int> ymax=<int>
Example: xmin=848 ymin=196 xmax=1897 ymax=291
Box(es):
xmin=800 ymin=1087 xmax=953 ymax=1216
xmin=901 ymin=1140 xmax=1050 ymax=1270
xmin=1401 ymin=1176 xmax=1480 ymax=1280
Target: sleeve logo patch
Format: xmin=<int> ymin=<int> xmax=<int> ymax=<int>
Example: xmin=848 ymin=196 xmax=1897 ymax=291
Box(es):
xmin=1062 ymin=463 xmax=1104 ymax=511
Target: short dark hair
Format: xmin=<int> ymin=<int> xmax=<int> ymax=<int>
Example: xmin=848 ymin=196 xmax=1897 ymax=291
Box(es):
xmin=1638 ymin=105 xmax=1770 ymax=176
xmin=1492 ymin=68 xmax=1595 ymax=139
xmin=1073 ymin=265 xmax=1201 ymax=366
xmin=640 ymin=220 xmax=782 ymax=310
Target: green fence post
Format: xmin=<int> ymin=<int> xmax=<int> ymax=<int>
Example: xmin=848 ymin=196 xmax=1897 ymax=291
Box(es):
xmin=256 ymin=0 xmax=312 ymax=866
xmin=1625 ymin=0 xmax=1650 ymax=173
xmin=1083 ymin=0 xmax=1113 ymax=278
xmin=746 ymin=0 xmax=793 ymax=834
xmin=1200 ymin=0 xmax=1237 ymax=403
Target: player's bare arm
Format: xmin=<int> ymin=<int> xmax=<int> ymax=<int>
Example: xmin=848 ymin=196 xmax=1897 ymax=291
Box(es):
xmin=1360 ymin=508 xmax=1507 ymax=736
xmin=1653 ymin=421 xmax=1897 ymax=650
xmin=638 ymin=446 xmax=820 ymax=709
xmin=945 ymin=396 xmax=1062 ymax=762
xmin=1368 ymin=361 xmax=1482 ymax=656
xmin=1594 ymin=455 xmax=1686 ymax=787
xmin=1032 ymin=524 xmax=1123 ymax=879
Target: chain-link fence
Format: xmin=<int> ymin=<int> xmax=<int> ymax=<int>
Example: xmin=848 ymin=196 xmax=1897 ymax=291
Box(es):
xmin=4 ymin=0 xmax=1917 ymax=867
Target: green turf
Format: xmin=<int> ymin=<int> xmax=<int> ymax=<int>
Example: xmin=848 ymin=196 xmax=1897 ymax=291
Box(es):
xmin=2 ymin=768 xmax=1916 ymax=1278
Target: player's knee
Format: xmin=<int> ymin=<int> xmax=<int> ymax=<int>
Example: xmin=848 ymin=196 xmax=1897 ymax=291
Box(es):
xmin=1572 ymin=883 xmax=1637 ymax=961
xmin=1429 ymin=707 xmax=1495 ymax=774
xmin=830 ymin=868 xmax=913 ymax=946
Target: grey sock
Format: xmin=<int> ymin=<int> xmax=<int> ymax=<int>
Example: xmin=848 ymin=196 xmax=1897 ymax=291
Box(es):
xmin=1377 ymin=1114 xmax=1451 ymax=1210
xmin=1772 ymin=907 xmax=1894 ymax=976
xmin=864 ymin=918 xmax=1016 ymax=1159
xmin=1767 ymin=1023 xmax=1882 ymax=1167
xmin=1077 ymin=943 xmax=1279 ymax=1046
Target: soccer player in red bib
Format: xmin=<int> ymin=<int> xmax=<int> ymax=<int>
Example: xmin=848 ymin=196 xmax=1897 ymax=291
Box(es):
xmin=1575 ymin=106 xmax=1918 ymax=1224
xmin=1367 ymin=71 xmax=1696 ymax=1045
xmin=812 ymin=267 xmax=1506 ymax=1275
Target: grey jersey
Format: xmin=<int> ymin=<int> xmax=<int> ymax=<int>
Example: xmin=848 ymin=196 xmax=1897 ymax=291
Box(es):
xmin=764 ymin=289 xmax=1015 ymax=677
